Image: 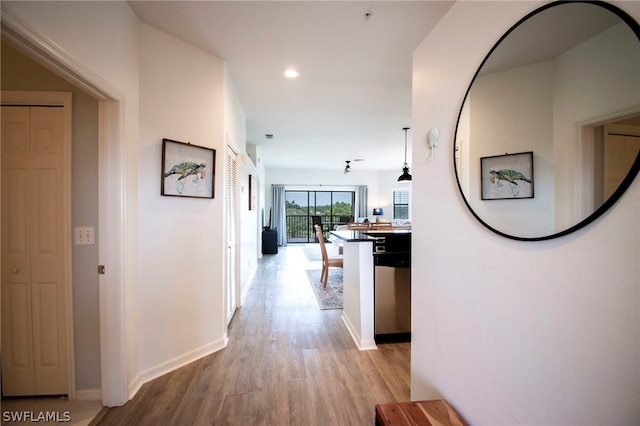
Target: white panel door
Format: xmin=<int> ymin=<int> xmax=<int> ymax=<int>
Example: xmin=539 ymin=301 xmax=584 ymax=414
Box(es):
xmin=2 ymin=106 xmax=69 ymax=396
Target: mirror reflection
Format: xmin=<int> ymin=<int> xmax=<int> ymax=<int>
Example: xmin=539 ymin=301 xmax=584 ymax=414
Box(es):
xmin=455 ymin=1 xmax=640 ymax=240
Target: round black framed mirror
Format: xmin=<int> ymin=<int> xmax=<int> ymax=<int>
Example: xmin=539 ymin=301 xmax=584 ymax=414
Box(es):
xmin=454 ymin=1 xmax=640 ymax=241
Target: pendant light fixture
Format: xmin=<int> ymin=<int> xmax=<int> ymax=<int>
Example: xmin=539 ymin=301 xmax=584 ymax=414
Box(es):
xmin=397 ymin=127 xmax=412 ymax=182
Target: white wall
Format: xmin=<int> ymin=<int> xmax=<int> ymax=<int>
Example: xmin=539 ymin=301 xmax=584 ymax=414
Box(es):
xmin=137 ymin=23 xmax=226 ymax=375
xmin=377 ymin=169 xmax=413 ymax=222
xmin=238 ymin=156 xmax=259 ymax=304
xmin=411 ymin=1 xmax=639 ymax=425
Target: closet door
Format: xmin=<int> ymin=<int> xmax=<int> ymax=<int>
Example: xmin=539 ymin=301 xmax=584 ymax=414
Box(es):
xmin=225 ymin=150 xmax=238 ymax=325
xmin=2 ymin=106 xmax=69 ymax=396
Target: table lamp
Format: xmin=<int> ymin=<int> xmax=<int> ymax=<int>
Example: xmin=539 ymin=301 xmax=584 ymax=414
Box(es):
xmin=372 ymin=208 xmax=384 ymax=223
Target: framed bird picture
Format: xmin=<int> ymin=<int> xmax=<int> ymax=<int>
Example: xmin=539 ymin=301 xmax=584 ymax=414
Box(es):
xmin=481 ymin=151 xmax=533 ymax=200
xmin=161 ymin=138 xmax=215 ymax=198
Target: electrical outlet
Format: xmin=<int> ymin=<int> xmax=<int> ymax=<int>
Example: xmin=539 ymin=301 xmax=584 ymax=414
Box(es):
xmin=75 ymin=227 xmax=95 ymax=245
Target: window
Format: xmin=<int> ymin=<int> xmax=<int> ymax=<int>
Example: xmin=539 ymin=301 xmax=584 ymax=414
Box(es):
xmin=285 ymin=190 xmax=354 ymax=242
xmin=393 ymin=190 xmax=410 ymax=220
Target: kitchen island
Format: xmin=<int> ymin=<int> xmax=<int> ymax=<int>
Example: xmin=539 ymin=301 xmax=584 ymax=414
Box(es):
xmin=329 ymin=229 xmax=411 ymax=350
xmin=329 ymin=230 xmax=377 ymax=350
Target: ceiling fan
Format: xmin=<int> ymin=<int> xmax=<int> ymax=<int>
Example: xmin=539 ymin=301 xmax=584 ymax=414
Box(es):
xmin=344 ymin=158 xmax=364 ymax=173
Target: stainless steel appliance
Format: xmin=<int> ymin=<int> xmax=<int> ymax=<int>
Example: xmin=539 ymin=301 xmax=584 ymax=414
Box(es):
xmin=371 ymin=232 xmax=411 ymax=342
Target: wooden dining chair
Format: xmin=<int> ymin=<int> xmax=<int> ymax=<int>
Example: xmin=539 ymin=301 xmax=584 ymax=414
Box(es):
xmin=315 ymin=225 xmax=343 ymax=288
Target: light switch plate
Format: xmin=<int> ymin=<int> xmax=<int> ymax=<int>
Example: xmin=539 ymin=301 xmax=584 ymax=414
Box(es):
xmin=75 ymin=227 xmax=95 ymax=245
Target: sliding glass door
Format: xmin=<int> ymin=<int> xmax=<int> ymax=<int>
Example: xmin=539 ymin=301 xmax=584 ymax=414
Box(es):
xmin=285 ymin=190 xmax=354 ymax=243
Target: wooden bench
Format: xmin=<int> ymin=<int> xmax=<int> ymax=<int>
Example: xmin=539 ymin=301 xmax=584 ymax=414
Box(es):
xmin=375 ymin=399 xmax=466 ymax=426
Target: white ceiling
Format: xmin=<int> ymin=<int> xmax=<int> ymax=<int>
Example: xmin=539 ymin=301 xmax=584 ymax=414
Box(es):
xmin=479 ymin=2 xmax=621 ymax=76
xmin=127 ymin=1 xmax=454 ymax=172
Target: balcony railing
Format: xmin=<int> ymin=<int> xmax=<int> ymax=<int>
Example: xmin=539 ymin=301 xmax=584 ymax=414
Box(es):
xmin=286 ymin=215 xmax=351 ymax=243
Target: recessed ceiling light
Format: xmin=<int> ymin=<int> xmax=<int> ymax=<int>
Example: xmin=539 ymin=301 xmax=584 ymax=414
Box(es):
xmin=284 ymin=68 xmax=301 ymax=79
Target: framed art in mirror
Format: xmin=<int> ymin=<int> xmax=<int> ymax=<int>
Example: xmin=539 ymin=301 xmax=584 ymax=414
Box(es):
xmin=481 ymin=151 xmax=533 ymax=200
xmin=161 ymin=138 xmax=215 ymax=199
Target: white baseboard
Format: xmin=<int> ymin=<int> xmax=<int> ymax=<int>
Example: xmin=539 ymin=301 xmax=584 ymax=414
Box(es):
xmin=130 ymin=337 xmax=228 ymax=400
xmin=128 ymin=374 xmax=144 ymax=401
xmin=341 ymin=313 xmax=377 ymax=351
xmin=240 ymin=265 xmax=257 ymax=306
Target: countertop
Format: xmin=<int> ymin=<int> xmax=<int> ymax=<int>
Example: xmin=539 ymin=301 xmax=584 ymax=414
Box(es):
xmin=328 ymin=230 xmax=372 ymax=242
xmin=329 ymin=229 xmax=411 ymax=242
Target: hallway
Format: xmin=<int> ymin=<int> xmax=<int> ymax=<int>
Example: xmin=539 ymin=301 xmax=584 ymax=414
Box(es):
xmin=94 ymin=245 xmax=410 ymax=425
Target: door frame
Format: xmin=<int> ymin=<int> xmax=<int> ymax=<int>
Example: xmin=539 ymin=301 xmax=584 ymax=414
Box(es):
xmin=1 ymin=91 xmax=75 ymax=398
xmin=577 ymin=106 xmax=640 ymax=221
xmin=1 ymin=10 xmax=130 ymax=405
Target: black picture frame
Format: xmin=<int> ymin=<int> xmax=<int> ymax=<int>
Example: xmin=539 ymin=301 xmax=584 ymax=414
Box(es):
xmin=161 ymin=138 xmax=215 ymax=199
xmin=249 ymin=174 xmax=257 ymax=210
xmin=481 ymin=151 xmax=534 ymax=200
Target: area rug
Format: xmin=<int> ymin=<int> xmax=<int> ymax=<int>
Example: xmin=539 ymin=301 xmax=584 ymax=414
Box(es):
xmin=305 ymin=269 xmax=343 ymax=310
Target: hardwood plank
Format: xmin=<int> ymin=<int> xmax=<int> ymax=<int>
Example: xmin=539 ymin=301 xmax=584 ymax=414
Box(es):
xmin=168 ymin=359 xmax=214 ymax=423
xmin=369 ymin=342 xmax=411 ymax=400
xmin=217 ymin=393 xmax=248 ymax=425
xmin=287 ymin=378 xmax=314 ymax=426
xmin=94 ymin=245 xmax=410 ymax=425
xmin=148 ymin=358 xmax=201 ymax=419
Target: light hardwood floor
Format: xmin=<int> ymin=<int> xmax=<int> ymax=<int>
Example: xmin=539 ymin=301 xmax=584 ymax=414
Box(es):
xmin=92 ymin=245 xmax=410 ymax=425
